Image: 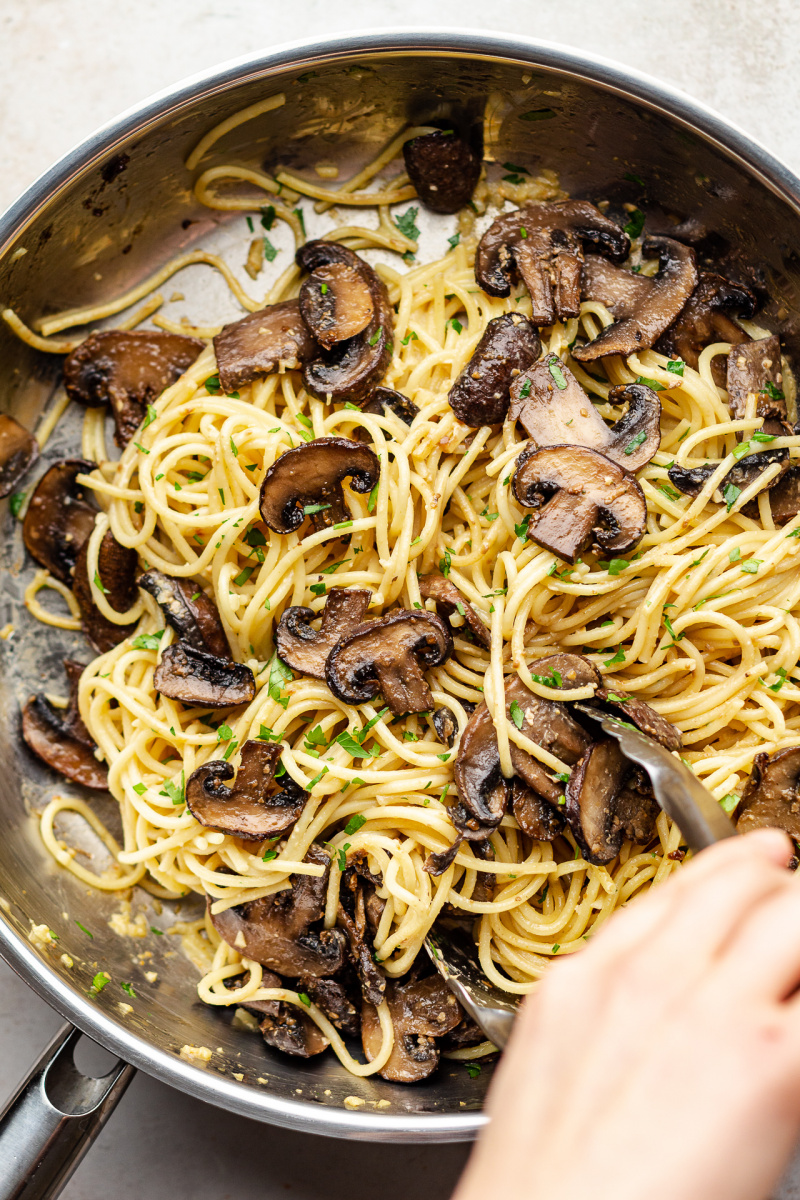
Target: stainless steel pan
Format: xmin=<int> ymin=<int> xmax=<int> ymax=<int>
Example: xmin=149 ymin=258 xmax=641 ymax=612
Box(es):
xmin=1 ymin=29 xmax=800 ymax=1197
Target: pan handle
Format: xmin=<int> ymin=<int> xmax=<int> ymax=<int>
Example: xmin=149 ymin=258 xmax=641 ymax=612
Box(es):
xmin=0 ymin=1023 xmax=134 ymax=1200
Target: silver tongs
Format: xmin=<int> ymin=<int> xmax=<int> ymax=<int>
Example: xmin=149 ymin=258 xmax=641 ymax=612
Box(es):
xmin=425 ymin=706 xmax=737 ymax=1049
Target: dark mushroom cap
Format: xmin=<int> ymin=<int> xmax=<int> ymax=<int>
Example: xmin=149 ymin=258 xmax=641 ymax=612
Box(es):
xmin=212 ymin=299 xmax=319 ymax=394
xmin=402 ymin=130 xmax=481 ymax=214
xmin=73 ymin=529 xmax=139 ymax=653
xmin=572 ymin=236 xmax=698 ymax=362
xmin=138 ymin=568 xmax=230 ymax=659
xmin=743 ymin=464 xmax=800 ymax=525
xmin=511 ymin=777 xmax=564 ymax=840
xmin=566 ymin=738 xmax=659 ymax=864
xmin=153 ymin=643 xmax=256 ymax=708
xmin=299 ymin=262 xmax=374 ymax=351
xmin=359 ymin=386 xmax=419 ymax=426
xmin=668 ymin=448 xmax=789 ymax=500
xmin=337 ymin=875 xmax=385 ymax=1007
xmin=595 ymin=687 xmax=682 ymax=751
xmin=581 ymin=254 xmax=653 ymax=318
xmin=0 ymin=415 xmax=39 ymax=499
xmin=448 ymin=312 xmax=541 ymax=427
xmin=298 ymin=976 xmax=360 ymax=1038
xmin=275 ymin=587 xmax=372 ymax=680
xmin=224 ymin=968 xmax=329 ymax=1057
xmin=475 ymin=201 xmax=629 ymax=325
xmin=63 ymin=330 xmax=203 ymax=448
xmin=454 ymin=658 xmax=598 ymax=837
xmin=657 ymin=271 xmax=755 ymax=380
xmin=509 ymin=355 xmax=661 ymax=472
xmin=418 ymin=574 xmax=490 ymax=649
xmin=23 ymin=458 xmax=98 ymax=584
xmin=21 ymin=659 xmax=108 ymax=790
xmin=325 ymin=609 xmax=452 ymax=716
xmin=361 ymin=974 xmax=462 ymax=1083
xmin=432 ymin=705 xmax=459 ymax=748
xmin=513 ymin=444 xmax=647 ymax=563
xmin=259 ymin=437 xmax=380 ymax=535
xmin=296 ymin=241 xmax=393 ymax=403
xmin=736 ymin=748 xmax=800 ymax=840
xmin=185 ymin=740 xmax=307 ymax=840
xmin=210 ymin=844 xmax=346 ymax=977
xmin=727 ymin=335 xmax=787 ymax=435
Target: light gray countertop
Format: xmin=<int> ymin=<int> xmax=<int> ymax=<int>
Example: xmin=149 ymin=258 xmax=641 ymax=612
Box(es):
xmin=2 ymin=2 xmax=800 ymax=1196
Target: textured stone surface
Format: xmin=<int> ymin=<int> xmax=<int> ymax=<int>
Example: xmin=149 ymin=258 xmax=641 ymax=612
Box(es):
xmin=1 ymin=2 xmax=800 ymax=1197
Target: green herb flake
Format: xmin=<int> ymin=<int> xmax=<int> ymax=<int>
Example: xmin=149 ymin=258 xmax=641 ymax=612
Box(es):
xmin=262 ymin=849 xmax=278 ymax=862
xmin=624 ymin=171 xmax=645 ymax=187
xmin=402 ymin=330 xmax=419 ymax=345
xmin=143 ymin=404 xmax=157 ymax=429
xmin=752 ymin=431 xmax=776 ymax=443
xmin=606 ymin=558 xmax=629 ymax=576
xmin=91 ymin=971 xmax=110 ymax=994
xmin=741 ymin=558 xmax=762 ymax=574
xmin=337 ymin=842 xmax=351 ymax=872
xmin=298 ymin=991 xmax=311 ymax=1007
xmin=719 ymin=792 xmax=739 ymax=814
xmin=465 ymin=1063 xmax=482 ymax=1078
xmin=368 ymin=326 xmax=382 ymax=347
xmin=93 ymin=571 xmax=109 ymax=594
xmin=302 ymin=502 xmax=331 ymax=516
xmin=439 ymin=547 xmax=452 ymax=577
xmin=723 ymin=483 xmax=741 ymax=512
xmin=132 ymin=631 xmax=165 ymax=651
xmin=666 ymin=359 xmax=685 ymax=377
xmin=509 ymin=700 xmax=525 ymax=730
xmin=761 ymin=380 xmax=784 ymax=402
xmin=449 ymin=318 xmax=463 ymax=334
xmin=307 ymin=766 xmax=329 ymax=790
xmin=623 ymin=208 xmax=645 ymax=239
xmin=204 ymin=374 xmax=221 ymax=395
xmin=447 ymin=233 xmax=461 ymax=250
xmin=233 ymin=566 xmax=254 ymax=587
xmin=635 ymin=374 xmax=664 ymax=391
xmin=268 ymin=653 xmax=293 ymax=709
xmin=344 ymin=814 xmax=367 ymax=835
xmin=367 ymin=482 xmax=379 ymax=513
xmin=310 ymin=581 xmax=326 ymax=596
xmin=514 ymin=515 xmax=531 ymax=542
xmin=519 ymin=378 xmax=532 ymax=399
xmin=767 ymin=667 xmax=788 ymax=693
xmin=664 ymin=615 xmax=684 ymax=644
xmin=604 ymin=646 xmax=626 ymax=666
xmin=624 ymin=430 xmax=647 ymax=455
xmin=120 ymin=981 xmax=136 ymax=997
xmin=150 ymin=925 xmax=163 ymax=936
xmin=294 ymin=207 xmax=306 ymax=236
xmin=395 ymin=206 xmax=420 ymax=241
xmin=548 ymin=359 xmax=568 ymax=390
xmin=75 ymin=921 xmax=94 ymax=939
xmin=732 ymin=441 xmax=753 ymax=460
xmin=320 ymin=558 xmax=350 ymax=575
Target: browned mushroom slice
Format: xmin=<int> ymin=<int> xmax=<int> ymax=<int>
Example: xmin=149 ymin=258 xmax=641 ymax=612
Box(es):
xmin=138 ymin=568 xmax=230 ymax=658
xmin=447 ymin=313 xmax=541 ymax=427
xmin=581 ymin=254 xmax=654 ymax=318
xmin=566 ymin=738 xmax=660 ymax=864
xmin=656 ymin=272 xmax=755 ymax=382
xmin=419 ymin=574 xmax=490 ymax=649
xmin=64 ymin=330 xmax=204 ymax=448
xmin=299 ymin=263 xmax=374 ymax=351
xmin=338 ymin=873 xmax=385 ymax=1006
xmin=212 ymin=299 xmax=319 ymax=394
xmin=668 ymin=448 xmax=789 ymax=501
xmin=153 ymin=644 xmax=255 ymax=708
xmin=572 ymin=237 xmax=698 ymax=362
xmin=424 ymin=835 xmax=463 ymax=876
xmin=210 ymin=844 xmax=346 ymax=977
xmin=21 ymin=659 xmax=108 ymax=790
xmin=360 ymin=386 xmax=419 ymax=425
xmin=186 ymin=740 xmax=306 ymax=839
xmin=595 ymin=687 xmax=682 ymax=751
xmin=509 ymin=356 xmax=661 ymax=472
xmin=476 ymin=201 xmax=630 ymax=325
xmin=726 ymin=335 xmax=787 ymax=436
xmin=73 ymin=529 xmax=138 ymax=653
xmin=441 ymin=1013 xmax=487 ymax=1051
xmin=325 ymin=610 xmax=452 ymax=716
xmin=227 ymin=969 xmax=330 ymax=1057
xmin=275 ymin=587 xmax=372 ymax=679
xmin=362 ymin=975 xmax=462 ymax=1083
xmin=432 ymin=705 xmax=459 ymax=747
xmin=296 ymin=242 xmax=393 ymax=403
xmin=511 ymin=777 xmax=564 ymax=840
xmin=259 ymin=437 xmax=379 ymax=535
xmin=0 ymin=415 xmax=39 ymax=498
xmin=513 ymin=444 xmax=647 ymax=563
xmin=402 ymin=130 xmax=481 ymax=214
xmin=743 ymin=465 xmax=800 ymax=524
xmin=736 ymin=748 xmax=800 ymax=839
xmin=453 ymin=658 xmax=598 ymax=838
xmin=298 ymin=976 xmax=360 ymax=1037
xmin=22 ymin=459 xmax=98 ymax=584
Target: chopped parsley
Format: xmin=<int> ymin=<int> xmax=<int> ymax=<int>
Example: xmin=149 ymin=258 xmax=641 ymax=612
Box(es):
xmin=402 ymin=330 xmax=418 ymax=345
xmin=233 ymin=566 xmax=255 ymax=586
xmin=623 ymin=208 xmax=645 ymax=239
xmin=548 ymin=359 xmax=568 ymax=390
xmin=760 ymin=380 xmax=784 ymax=402
xmin=439 ymin=548 xmax=452 ymax=577
xmin=509 ymin=700 xmax=525 ymax=730
xmin=367 ymin=483 xmax=379 ymax=513
xmin=604 ymin=646 xmax=626 ymax=666
xmin=635 ymin=375 xmax=664 ymax=391
xmin=514 ymin=515 xmax=531 ymax=542
xmin=447 ymin=233 xmax=460 ymax=250
xmin=606 ymin=558 xmax=629 ymax=576
xmin=204 ymin=374 xmax=221 ymax=395
xmin=623 ymin=430 xmax=647 ymax=455
xmin=766 ymin=667 xmax=788 ymax=693
xmin=302 ymin=502 xmax=331 ymax=516
xmin=90 ymin=971 xmax=110 ymax=994
xmin=740 ymin=559 xmax=762 ymax=574
xmin=143 ymin=404 xmax=157 ymax=428
xmin=261 ymin=205 xmax=276 ymax=231
xmin=464 ymin=1063 xmax=482 ymax=1078
xmin=719 ymin=793 xmax=739 ymax=814
xmin=132 ymin=631 xmax=165 ymax=651
xmin=75 ymin=921 xmax=93 ymax=939
xmin=368 ymin=326 xmax=382 ymax=347
xmin=729 ymin=546 xmax=741 ymax=562
xmin=294 ymin=207 xmax=306 ymax=236
xmin=395 ymin=206 xmax=420 ymax=241
xmin=120 ymin=981 xmax=136 ymax=997
xmin=268 ymin=653 xmax=293 ymax=708
xmin=344 ymin=814 xmax=367 ymax=835
xmin=723 ymin=483 xmax=741 ymax=512
xmin=531 ymin=668 xmax=563 ymax=688
xmin=519 ymin=378 xmax=532 ymax=399
xmin=337 ymin=842 xmax=351 ymax=872
xmin=298 ymin=992 xmax=311 ymax=1007
xmin=320 ymin=558 xmax=350 ymax=575
xmin=93 ymin=571 xmax=109 ymax=594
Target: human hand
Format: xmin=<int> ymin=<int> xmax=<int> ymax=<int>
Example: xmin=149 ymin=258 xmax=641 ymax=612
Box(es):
xmin=454 ymin=830 xmax=800 ymax=1200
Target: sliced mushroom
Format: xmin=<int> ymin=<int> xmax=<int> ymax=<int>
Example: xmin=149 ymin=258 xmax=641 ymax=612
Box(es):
xmin=513 ymin=444 xmax=647 ymax=563
xmin=441 ymin=1012 xmax=487 ymax=1051
xmin=185 ymin=740 xmax=307 ymax=839
xmin=299 ymin=263 xmax=374 ymax=350
xmin=581 ymin=254 xmax=654 ymax=318
xmin=361 ymin=975 xmax=462 ymax=1083
xmin=447 ymin=313 xmax=541 ymax=427
xmin=212 ymin=300 xmax=319 ymax=394
xmin=21 ymin=659 xmax=107 ymax=790
xmin=298 ymin=976 xmax=360 ymax=1038
xmin=63 ymin=330 xmax=204 ymax=448
xmin=572 ymin=237 xmax=698 ymax=362
xmin=453 ymin=657 xmax=598 ymax=839
xmin=338 ymin=868 xmax=385 ymax=1006
xmin=209 ymin=844 xmax=346 ymax=977
xmin=360 ymin=386 xmax=420 ymax=426
xmin=138 ymin=568 xmax=230 ymax=658
xmin=418 ymin=574 xmax=490 ymax=649
xmin=743 ymin=465 xmax=800 ymax=524
xmin=736 ymin=748 xmax=800 ymax=840
xmin=432 ymin=705 xmax=459 ymax=747
xmin=296 ymin=242 xmax=393 ymax=403
xmin=475 ymin=201 xmax=630 ymax=324
xmin=657 ymin=272 xmax=755 ymax=382
xmin=668 ymin=448 xmax=789 ymax=501
xmin=275 ymin=587 xmax=372 ymax=679
xmin=153 ymin=643 xmax=256 ymax=708
xmin=259 ymin=437 xmax=379 ymax=534
xmin=509 ymin=356 xmax=661 ymax=471
xmin=73 ymin=529 xmax=138 ymax=653
xmin=225 ymin=969 xmax=330 ymax=1057
xmin=0 ymin=415 xmax=39 ymax=498
xmin=595 ymin=687 xmax=682 ymax=751
xmin=402 ymin=130 xmax=481 ymax=214
xmin=22 ymin=459 xmax=97 ymax=584
xmin=511 ymin=777 xmax=564 ymax=840
xmin=566 ymin=737 xmax=658 ymax=864
xmin=726 ymin=335 xmax=788 ymax=436
xmin=325 ymin=610 xmax=452 ymax=716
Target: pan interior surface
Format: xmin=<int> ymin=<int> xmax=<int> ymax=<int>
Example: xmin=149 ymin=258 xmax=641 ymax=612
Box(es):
xmin=1 ymin=32 xmax=799 ymax=1140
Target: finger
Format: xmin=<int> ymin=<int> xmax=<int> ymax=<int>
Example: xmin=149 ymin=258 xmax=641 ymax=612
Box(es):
xmin=714 ymin=871 xmax=800 ymax=1000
